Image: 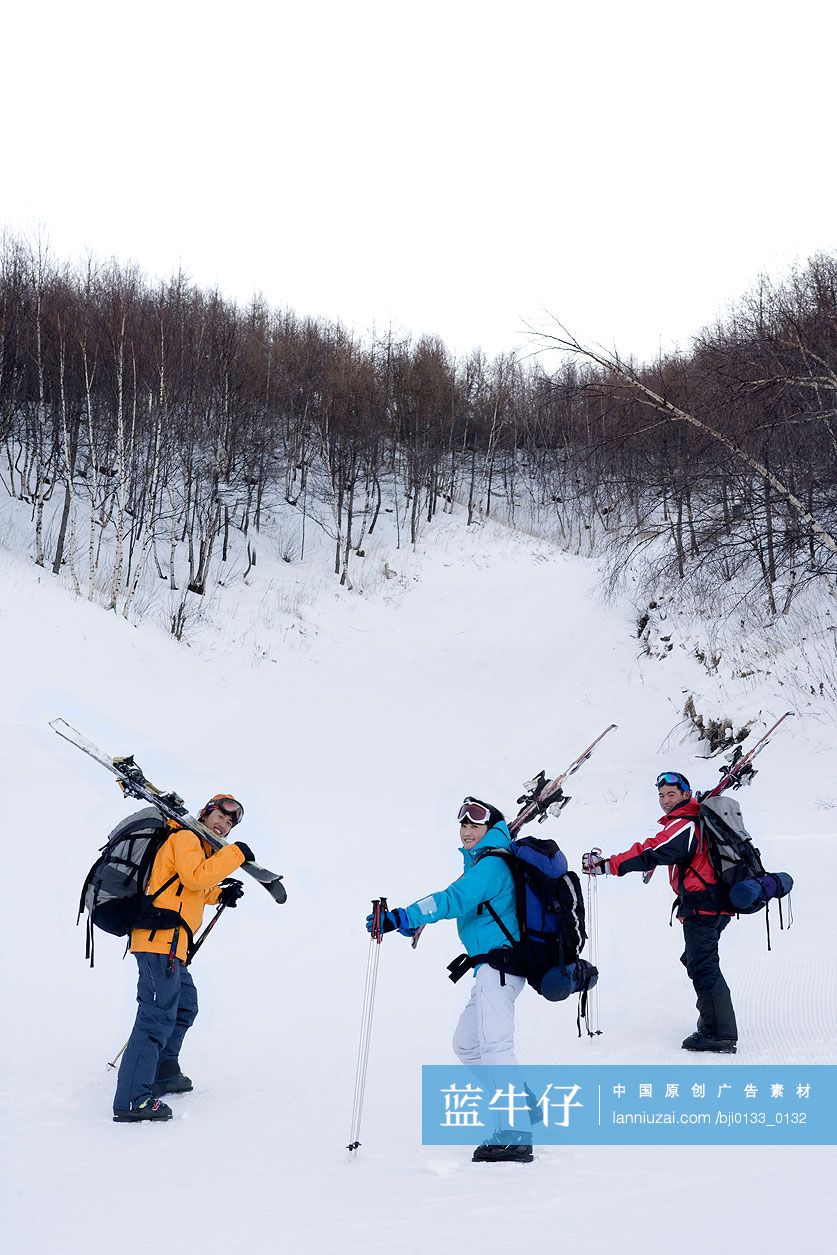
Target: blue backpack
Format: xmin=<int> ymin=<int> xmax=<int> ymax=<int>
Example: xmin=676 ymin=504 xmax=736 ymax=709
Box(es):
xmin=447 ymin=836 xmax=598 ymax=1026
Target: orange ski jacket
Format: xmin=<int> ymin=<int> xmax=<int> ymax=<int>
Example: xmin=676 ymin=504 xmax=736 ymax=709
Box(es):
xmin=130 ymin=822 xmax=246 ymax=962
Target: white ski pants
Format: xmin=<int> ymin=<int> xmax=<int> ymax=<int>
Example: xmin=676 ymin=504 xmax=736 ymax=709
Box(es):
xmin=452 ymin=965 xmax=525 ymax=1066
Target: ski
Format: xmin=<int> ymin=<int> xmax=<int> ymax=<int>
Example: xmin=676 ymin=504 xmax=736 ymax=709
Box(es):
xmin=509 ymin=724 xmax=618 ymax=836
xmin=410 ymin=725 xmax=618 ymax=949
xmin=704 ymin=711 xmax=795 ymax=799
xmin=50 ymin=718 xmax=287 ymax=904
xmin=642 ymin=710 xmax=795 ymax=883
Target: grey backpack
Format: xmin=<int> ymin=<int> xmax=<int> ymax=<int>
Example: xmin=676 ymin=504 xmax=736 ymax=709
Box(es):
xmin=77 ymin=806 xmax=182 ymax=965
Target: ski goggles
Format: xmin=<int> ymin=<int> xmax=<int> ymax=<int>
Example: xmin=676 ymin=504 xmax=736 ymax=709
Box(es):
xmin=458 ymin=800 xmax=491 ymax=825
xmin=655 ymin=772 xmax=691 ymax=793
xmin=202 ymin=794 xmax=245 ymax=826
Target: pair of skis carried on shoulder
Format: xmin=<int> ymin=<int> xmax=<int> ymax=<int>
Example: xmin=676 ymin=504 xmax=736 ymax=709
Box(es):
xmin=410 ymin=724 xmax=618 ymax=948
xmin=641 ymin=710 xmax=795 ymax=883
xmin=50 ymin=719 xmax=286 ymax=904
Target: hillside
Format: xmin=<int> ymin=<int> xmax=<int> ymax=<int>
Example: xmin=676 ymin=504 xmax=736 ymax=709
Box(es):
xmin=1 ymin=507 xmax=835 ymax=1254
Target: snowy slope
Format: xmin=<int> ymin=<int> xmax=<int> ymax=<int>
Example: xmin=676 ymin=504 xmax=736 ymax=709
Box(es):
xmin=1 ymin=512 xmax=835 ymax=1255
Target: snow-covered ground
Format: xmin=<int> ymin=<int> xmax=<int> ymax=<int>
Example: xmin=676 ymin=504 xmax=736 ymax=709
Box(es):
xmin=1 ymin=506 xmax=835 ymax=1254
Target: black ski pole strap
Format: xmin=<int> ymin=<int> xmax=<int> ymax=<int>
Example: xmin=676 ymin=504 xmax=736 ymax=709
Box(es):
xmin=765 ymin=901 xmax=772 ymax=953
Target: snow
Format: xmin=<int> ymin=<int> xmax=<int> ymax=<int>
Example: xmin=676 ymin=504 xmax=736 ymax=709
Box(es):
xmin=1 ymin=507 xmax=835 ymax=1254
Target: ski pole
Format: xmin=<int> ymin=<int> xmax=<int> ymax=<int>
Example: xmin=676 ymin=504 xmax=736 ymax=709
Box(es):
xmin=187 ymin=901 xmax=228 ymax=965
xmin=584 ymin=849 xmax=603 ymax=1037
xmin=347 ymin=897 xmax=387 ymax=1158
xmin=107 ymin=1039 xmax=130 ymax=1070
xmin=106 ymin=902 xmax=229 ymax=1069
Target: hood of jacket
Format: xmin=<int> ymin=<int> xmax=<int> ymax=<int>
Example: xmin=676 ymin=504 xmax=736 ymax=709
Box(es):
xmin=456 ymin=820 xmax=518 ymax=960
xmin=460 ymin=819 xmax=513 ymax=868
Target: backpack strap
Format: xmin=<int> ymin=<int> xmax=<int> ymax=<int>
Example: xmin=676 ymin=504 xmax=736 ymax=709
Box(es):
xmin=572 ymin=959 xmax=601 ymax=1038
xmin=147 ymin=874 xmax=179 ymax=943
xmin=476 ymin=901 xmax=516 ymax=983
xmin=78 ymin=859 xmax=100 ymax=926
xmin=473 ymin=846 xmax=524 ymax=942
xmin=478 ymin=899 xmax=517 ymax=948
xmin=576 ymin=988 xmax=587 ymax=1038
xmin=149 ymin=874 xmax=179 ymax=904
xmin=778 ymin=893 xmax=792 ymax=932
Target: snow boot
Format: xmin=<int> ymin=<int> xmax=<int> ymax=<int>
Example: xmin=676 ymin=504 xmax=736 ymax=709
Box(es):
xmin=472 ymin=1131 xmax=534 ymax=1163
xmin=152 ymin=1072 xmax=193 ymax=1097
xmin=153 ymin=1057 xmax=193 ymax=1097
xmin=681 ymin=1031 xmax=737 ymax=1054
xmin=113 ymin=1097 xmax=173 ymax=1123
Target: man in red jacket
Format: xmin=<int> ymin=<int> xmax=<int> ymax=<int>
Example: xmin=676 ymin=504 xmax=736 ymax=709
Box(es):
xmin=583 ymin=771 xmax=737 ymax=1053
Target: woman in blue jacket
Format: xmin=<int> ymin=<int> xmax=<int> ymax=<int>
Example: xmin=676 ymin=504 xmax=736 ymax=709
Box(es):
xmin=367 ymin=797 xmax=531 ymax=1163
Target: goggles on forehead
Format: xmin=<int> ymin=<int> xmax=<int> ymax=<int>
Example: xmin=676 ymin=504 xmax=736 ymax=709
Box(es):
xmin=202 ymin=794 xmax=245 ymax=826
xmin=458 ymin=799 xmax=491 ymax=826
xmin=656 ymin=772 xmax=691 ymax=793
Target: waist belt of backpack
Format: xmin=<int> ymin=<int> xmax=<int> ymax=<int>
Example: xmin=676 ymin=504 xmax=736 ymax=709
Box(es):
xmin=446 ymin=947 xmax=519 ymax=983
xmin=674 ymin=857 xmax=725 ymax=919
xmin=447 ymin=900 xmax=518 ymax=985
xmin=447 ymin=953 xmax=478 ymax=983
xmin=145 ymin=878 xmax=194 ymax=962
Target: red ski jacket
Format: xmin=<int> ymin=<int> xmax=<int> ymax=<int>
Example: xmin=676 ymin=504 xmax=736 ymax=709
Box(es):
xmin=608 ymin=797 xmax=729 ymax=917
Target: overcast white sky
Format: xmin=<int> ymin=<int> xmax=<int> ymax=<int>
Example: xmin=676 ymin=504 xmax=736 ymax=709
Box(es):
xmin=4 ymin=0 xmax=835 ymax=362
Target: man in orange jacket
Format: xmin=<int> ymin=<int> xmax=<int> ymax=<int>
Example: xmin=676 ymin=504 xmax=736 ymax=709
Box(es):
xmin=113 ymin=794 xmax=254 ymax=1123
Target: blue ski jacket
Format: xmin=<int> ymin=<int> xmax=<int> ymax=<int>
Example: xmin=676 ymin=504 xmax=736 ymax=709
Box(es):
xmin=403 ymin=821 xmax=519 ymax=962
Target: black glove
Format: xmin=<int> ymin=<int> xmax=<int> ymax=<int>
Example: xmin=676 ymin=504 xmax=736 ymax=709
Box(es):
xmin=234 ymin=841 xmax=256 ymax=863
xmin=219 ymin=879 xmax=244 ymax=908
xmin=582 ymin=851 xmax=609 ymax=876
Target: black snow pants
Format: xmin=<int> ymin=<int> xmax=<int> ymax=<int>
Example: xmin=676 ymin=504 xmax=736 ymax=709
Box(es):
xmin=680 ymin=914 xmax=737 ymax=1042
